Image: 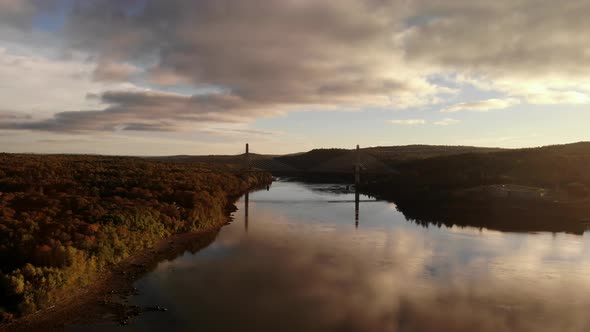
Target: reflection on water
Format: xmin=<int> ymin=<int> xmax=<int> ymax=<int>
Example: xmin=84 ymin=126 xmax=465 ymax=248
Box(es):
xmin=355 ymin=187 xmax=360 ymax=228
xmin=75 ymin=179 xmax=590 ymax=332
xmin=244 ymin=191 xmax=249 ymax=232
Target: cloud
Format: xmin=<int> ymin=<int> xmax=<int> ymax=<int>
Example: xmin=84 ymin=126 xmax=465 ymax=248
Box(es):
xmin=0 ymin=0 xmax=29 ymax=12
xmin=62 ymin=1 xmax=445 ymax=102
xmin=400 ymin=0 xmax=590 ymax=104
xmin=434 ymin=118 xmax=460 ymax=126
xmin=93 ymin=60 xmax=140 ymax=82
xmin=0 ymin=0 xmax=39 ymax=28
xmin=441 ymin=98 xmax=519 ymax=113
xmin=0 ymin=0 xmax=455 ymax=134
xmin=389 ymin=119 xmax=426 ymax=125
xmin=521 ymin=90 xmax=590 ymax=105
xmin=0 ymin=47 xmax=136 ymax=114
xmin=457 ymin=75 xmax=590 ymax=106
xmin=402 ymin=1 xmax=590 ymax=77
xmin=0 ymin=0 xmax=61 ymax=32
xmin=0 ymin=110 xmax=31 ymax=120
xmin=0 ymin=90 xmax=288 ymax=133
xmin=148 ymin=68 xmax=191 ymax=86
xmin=208 ymin=128 xmax=278 ymax=137
xmin=2 ymin=0 xmax=590 ymax=138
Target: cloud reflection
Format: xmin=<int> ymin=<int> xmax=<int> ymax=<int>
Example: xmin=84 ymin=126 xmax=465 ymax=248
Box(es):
xmin=80 ymin=182 xmax=590 ymax=332
xmin=127 ymin=218 xmax=590 ymax=332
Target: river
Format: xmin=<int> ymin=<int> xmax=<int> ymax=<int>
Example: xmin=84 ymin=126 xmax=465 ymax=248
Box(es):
xmin=75 ymin=179 xmax=590 ymax=331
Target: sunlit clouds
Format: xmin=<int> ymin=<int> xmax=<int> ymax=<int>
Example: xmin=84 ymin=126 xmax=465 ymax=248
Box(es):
xmin=441 ymin=98 xmax=519 ymax=113
xmin=389 ymin=119 xmax=426 ymax=125
xmin=434 ymin=118 xmax=460 ymax=126
xmin=0 ymin=0 xmax=589 ymax=154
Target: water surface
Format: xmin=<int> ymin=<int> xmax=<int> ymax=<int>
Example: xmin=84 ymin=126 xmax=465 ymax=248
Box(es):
xmin=77 ymin=179 xmax=590 ymax=331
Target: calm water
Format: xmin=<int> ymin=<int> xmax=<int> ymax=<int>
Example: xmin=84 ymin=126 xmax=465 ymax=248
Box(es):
xmin=77 ymin=179 xmax=590 ymax=331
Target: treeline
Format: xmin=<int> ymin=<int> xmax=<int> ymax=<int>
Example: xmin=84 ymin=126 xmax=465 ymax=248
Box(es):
xmin=364 ymin=144 xmax=502 ymax=165
xmin=359 ymin=142 xmax=590 ymax=233
xmin=275 ymin=149 xmax=348 ymax=171
xmin=0 ymin=154 xmax=271 ymax=321
xmin=274 ymin=145 xmax=499 ymax=171
xmin=364 ymin=142 xmax=590 ymax=199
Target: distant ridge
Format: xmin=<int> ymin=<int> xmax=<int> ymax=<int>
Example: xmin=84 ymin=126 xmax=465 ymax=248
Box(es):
xmin=309 ymin=150 xmax=397 ymax=174
xmin=152 ymin=144 xmax=503 ymax=174
xmin=150 ymin=142 xmax=590 ymax=175
xmin=275 ymin=144 xmax=503 ymax=171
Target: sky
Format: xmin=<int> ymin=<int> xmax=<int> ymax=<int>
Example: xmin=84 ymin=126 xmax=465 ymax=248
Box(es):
xmin=0 ymin=0 xmax=589 ymax=156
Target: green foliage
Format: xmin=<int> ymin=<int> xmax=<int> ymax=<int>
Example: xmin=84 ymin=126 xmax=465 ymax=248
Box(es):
xmin=0 ymin=154 xmax=271 ymax=320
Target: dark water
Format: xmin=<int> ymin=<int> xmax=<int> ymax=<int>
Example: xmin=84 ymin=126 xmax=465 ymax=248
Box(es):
xmin=76 ymin=179 xmax=590 ymax=331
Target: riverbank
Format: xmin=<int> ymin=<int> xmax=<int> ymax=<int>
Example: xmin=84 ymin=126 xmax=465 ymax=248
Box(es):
xmin=362 ymin=184 xmax=589 ymax=234
xmin=0 ymin=190 xmax=263 ymax=331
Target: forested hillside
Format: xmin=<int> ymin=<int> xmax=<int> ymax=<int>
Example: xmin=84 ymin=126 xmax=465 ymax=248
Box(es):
xmin=358 ymin=142 xmax=590 ymax=234
xmin=366 ymin=142 xmax=590 ymax=197
xmin=274 ymin=149 xmax=349 ymax=171
xmin=0 ymin=154 xmax=271 ymax=321
xmin=364 ymin=145 xmax=502 ymax=166
xmin=275 ymin=145 xmax=500 ymax=171
xmin=154 ymin=145 xmax=500 ymax=174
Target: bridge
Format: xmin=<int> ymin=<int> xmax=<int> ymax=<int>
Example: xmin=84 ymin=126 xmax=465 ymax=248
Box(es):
xmin=241 ymin=143 xmax=388 ymax=230
xmin=242 ymin=176 xmax=367 ymax=232
xmin=154 ymin=143 xmax=398 ymax=184
xmin=241 ymin=143 xmax=398 ymax=183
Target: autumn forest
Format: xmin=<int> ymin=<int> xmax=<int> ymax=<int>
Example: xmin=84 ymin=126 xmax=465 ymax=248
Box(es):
xmin=0 ymin=154 xmax=270 ymax=321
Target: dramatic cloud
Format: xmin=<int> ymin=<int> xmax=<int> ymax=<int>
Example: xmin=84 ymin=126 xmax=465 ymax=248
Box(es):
xmin=434 ymin=118 xmax=460 ymax=126
xmin=389 ymin=119 xmax=426 ymax=125
xmin=402 ymin=1 xmax=590 ymax=77
xmin=401 ymin=0 xmax=590 ymax=103
xmin=441 ymin=98 xmax=519 ymax=113
xmin=1 ymin=0 xmax=589 ymax=140
xmin=457 ymin=75 xmax=590 ymax=106
xmin=0 ymin=90 xmax=287 ymax=132
xmin=67 ymin=0 xmax=443 ymax=107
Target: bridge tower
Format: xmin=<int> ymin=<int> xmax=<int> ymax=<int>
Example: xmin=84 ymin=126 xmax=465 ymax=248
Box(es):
xmin=354 ymin=144 xmax=361 ymax=228
xmin=245 ymin=143 xmax=251 ymax=171
xmin=355 ymin=188 xmax=360 ymax=228
xmin=354 ymin=144 xmax=361 ymax=185
xmin=243 ymin=143 xmax=250 ymax=232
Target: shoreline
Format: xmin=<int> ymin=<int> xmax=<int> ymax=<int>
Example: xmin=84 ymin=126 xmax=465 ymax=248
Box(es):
xmin=364 ymin=189 xmax=589 ymax=234
xmin=1 ymin=203 xmax=238 ymax=332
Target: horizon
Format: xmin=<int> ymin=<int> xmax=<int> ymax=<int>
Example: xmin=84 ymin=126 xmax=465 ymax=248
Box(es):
xmin=1 ymin=1 xmax=590 ymax=155
xmin=5 ymin=140 xmax=590 ymax=158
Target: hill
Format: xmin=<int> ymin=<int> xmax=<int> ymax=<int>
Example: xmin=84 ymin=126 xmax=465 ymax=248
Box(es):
xmin=364 ymin=145 xmax=503 ymax=166
xmin=150 ymin=143 xmax=590 ymax=188
xmin=274 ymin=148 xmax=349 ymax=171
xmin=360 ymin=142 xmax=590 ymax=233
xmin=155 ymin=145 xmax=502 ymax=174
xmin=382 ymin=141 xmax=590 ymax=192
xmin=274 ymin=145 xmax=501 ymax=172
